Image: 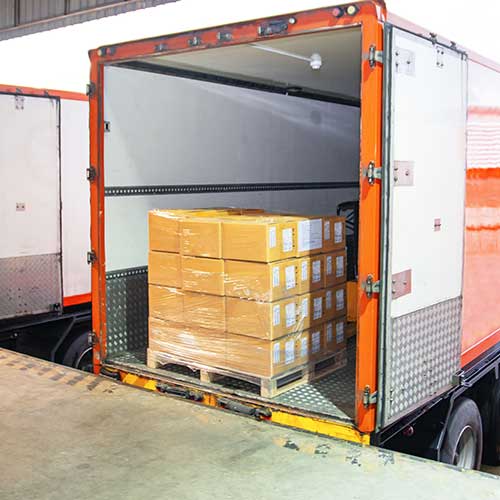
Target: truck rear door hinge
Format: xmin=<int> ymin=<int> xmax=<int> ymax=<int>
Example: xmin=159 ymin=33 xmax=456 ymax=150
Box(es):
xmin=364 ymin=162 xmax=382 ymax=185
xmin=87 ymin=331 xmax=99 ymax=346
xmin=86 ymin=82 xmax=96 ymax=97
xmin=87 ymin=250 xmax=97 ymax=265
xmin=363 ymin=386 xmax=378 ymax=408
xmin=86 ymin=166 xmax=97 ymax=182
xmin=362 ymin=275 xmax=380 ymax=298
xmin=364 ymin=45 xmax=383 ymax=68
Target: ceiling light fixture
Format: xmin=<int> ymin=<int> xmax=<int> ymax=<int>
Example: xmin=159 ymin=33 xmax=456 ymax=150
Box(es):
xmin=250 ymin=44 xmax=323 ymax=70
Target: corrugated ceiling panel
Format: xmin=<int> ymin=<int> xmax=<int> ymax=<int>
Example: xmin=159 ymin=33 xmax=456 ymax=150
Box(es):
xmin=0 ymin=0 xmax=177 ymax=40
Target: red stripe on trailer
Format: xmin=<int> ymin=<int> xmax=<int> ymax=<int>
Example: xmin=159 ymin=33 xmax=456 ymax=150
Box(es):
xmin=0 ymin=84 xmax=86 ymax=101
xmin=63 ymin=293 xmax=91 ymax=307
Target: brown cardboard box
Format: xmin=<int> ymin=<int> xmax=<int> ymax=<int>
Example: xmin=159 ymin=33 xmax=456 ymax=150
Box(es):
xmin=323 ymin=216 xmax=346 ymax=252
xmin=225 ymin=329 xmax=310 ymax=378
xmin=149 ymin=285 xmax=183 ymax=323
xmin=148 ymin=251 xmax=181 ymax=288
xmin=225 ymin=295 xmax=304 ymax=340
xmin=181 ymin=256 xmax=225 ymax=296
xmin=325 ymin=284 xmax=347 ymax=321
xmin=222 ymin=218 xmax=283 ymax=262
xmin=324 ymin=316 xmax=347 ymax=356
xmin=298 ymin=255 xmax=324 ymax=293
xmin=311 ymin=289 xmax=326 ymax=326
xmin=148 ymin=317 xmax=310 ymax=379
xmin=224 ymin=259 xmax=300 ymax=301
xmin=181 ymin=218 xmax=223 ymax=258
xmin=347 ymin=280 xmax=357 ymax=322
xmin=148 ymin=317 xmax=226 ymax=368
xmin=324 ymin=249 xmax=347 ymax=288
xmin=149 ymin=210 xmax=181 ymax=253
xmin=294 ymin=216 xmax=324 ymax=257
xmin=183 ymin=291 xmax=226 ymax=330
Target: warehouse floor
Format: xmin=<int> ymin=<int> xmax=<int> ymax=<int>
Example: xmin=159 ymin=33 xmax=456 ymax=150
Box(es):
xmin=1 ymin=349 xmax=500 ymax=500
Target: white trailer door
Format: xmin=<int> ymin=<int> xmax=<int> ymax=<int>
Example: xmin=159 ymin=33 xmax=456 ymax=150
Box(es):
xmin=379 ymin=27 xmax=467 ymax=427
xmin=0 ymin=94 xmax=62 ymax=319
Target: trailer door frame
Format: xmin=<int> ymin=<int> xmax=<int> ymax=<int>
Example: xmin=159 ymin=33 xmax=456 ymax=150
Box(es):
xmin=378 ymin=25 xmax=468 ymax=429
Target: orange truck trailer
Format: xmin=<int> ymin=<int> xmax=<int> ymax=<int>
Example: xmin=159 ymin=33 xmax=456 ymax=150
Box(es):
xmin=0 ymin=85 xmax=92 ymax=369
xmin=86 ymin=1 xmax=500 ymax=468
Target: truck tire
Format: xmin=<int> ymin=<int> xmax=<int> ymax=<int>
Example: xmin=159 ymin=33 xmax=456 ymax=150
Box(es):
xmin=441 ymin=397 xmax=483 ymax=470
xmin=61 ymin=332 xmax=93 ymax=372
xmin=483 ymin=380 xmax=500 ymax=465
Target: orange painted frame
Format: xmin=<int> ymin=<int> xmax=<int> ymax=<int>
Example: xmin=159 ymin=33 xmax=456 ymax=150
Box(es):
xmin=88 ymin=1 xmax=386 ymax=433
xmin=0 ymin=84 xmax=86 ymax=101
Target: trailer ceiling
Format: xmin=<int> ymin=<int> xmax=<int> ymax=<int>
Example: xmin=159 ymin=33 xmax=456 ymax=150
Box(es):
xmin=0 ymin=0 xmax=178 ymax=41
xmin=135 ymin=27 xmax=362 ymax=103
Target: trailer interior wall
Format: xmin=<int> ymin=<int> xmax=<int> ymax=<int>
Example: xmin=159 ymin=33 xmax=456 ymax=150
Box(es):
xmin=462 ymin=61 xmax=500 ymax=366
xmin=102 ymin=27 xmax=362 ymax=422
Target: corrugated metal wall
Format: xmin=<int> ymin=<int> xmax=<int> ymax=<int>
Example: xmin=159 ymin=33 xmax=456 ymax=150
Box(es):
xmin=0 ymin=0 xmax=177 ymax=40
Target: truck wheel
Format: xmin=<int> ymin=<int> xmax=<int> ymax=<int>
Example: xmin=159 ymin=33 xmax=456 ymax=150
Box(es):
xmin=483 ymin=380 xmax=500 ymax=465
xmin=441 ymin=397 xmax=483 ymax=469
xmin=61 ymin=332 xmax=93 ymax=372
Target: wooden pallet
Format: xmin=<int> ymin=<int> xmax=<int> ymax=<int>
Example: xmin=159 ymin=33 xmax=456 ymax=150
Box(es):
xmin=147 ymin=347 xmax=348 ymax=398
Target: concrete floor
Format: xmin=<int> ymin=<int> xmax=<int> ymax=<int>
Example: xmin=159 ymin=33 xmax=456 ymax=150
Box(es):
xmin=2 ymin=349 xmax=500 ymax=500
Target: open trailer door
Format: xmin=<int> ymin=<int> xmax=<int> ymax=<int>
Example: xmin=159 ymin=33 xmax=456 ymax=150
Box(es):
xmin=378 ymin=26 xmax=468 ymax=428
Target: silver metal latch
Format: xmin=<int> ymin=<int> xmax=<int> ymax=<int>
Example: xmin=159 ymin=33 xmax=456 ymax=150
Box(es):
xmin=363 ymin=386 xmax=378 ymax=407
xmin=362 ymin=275 xmax=380 ymax=298
xmin=364 ymin=162 xmax=382 ymax=185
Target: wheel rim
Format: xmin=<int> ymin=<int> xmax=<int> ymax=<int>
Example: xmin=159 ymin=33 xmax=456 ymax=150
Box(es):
xmin=75 ymin=346 xmax=93 ymax=372
xmin=454 ymin=425 xmax=476 ymax=469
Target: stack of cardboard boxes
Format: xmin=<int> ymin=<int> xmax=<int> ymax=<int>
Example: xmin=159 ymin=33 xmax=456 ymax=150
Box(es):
xmin=148 ymin=208 xmax=348 ymax=385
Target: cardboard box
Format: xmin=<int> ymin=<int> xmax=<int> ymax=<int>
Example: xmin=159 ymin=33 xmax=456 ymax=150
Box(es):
xmin=323 ymin=216 xmax=346 ymax=252
xmin=225 ymin=329 xmax=310 ymax=378
xmin=325 ymin=284 xmax=347 ymax=321
xmin=225 ymin=295 xmax=303 ymax=340
xmin=309 ymin=325 xmax=324 ymax=362
xmin=324 ymin=316 xmax=348 ymax=356
xmin=347 ymin=280 xmax=357 ymax=322
xmin=222 ymin=217 xmax=283 ymax=262
xmin=324 ymin=249 xmax=347 ymax=288
xmin=298 ymin=255 xmax=323 ymax=294
xmin=181 ymin=256 xmax=225 ymax=296
xmin=149 ymin=285 xmax=183 ymax=323
xmin=149 ymin=210 xmax=181 ymax=253
xmin=148 ymin=251 xmax=181 ymax=288
xmin=181 ymin=218 xmax=223 ymax=258
xmin=224 ymin=259 xmax=300 ymax=301
xmin=148 ymin=317 xmax=310 ymax=379
xmin=183 ymin=291 xmax=226 ymax=330
xmin=149 ymin=317 xmax=226 ymax=368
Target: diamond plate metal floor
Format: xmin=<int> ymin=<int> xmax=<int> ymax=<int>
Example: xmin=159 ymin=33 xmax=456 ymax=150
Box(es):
xmin=110 ymin=338 xmax=356 ymax=421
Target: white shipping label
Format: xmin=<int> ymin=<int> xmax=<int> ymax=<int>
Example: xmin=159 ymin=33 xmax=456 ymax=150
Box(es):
xmin=273 ymin=343 xmax=281 ymax=364
xmin=334 ymin=221 xmax=343 ymax=244
xmin=301 ymin=298 xmax=309 ymax=318
xmin=269 ymin=226 xmax=277 ymax=249
xmin=285 ymin=340 xmax=295 ymax=364
xmin=324 ymin=220 xmax=331 ymax=241
xmin=312 ymin=260 xmax=321 ymax=283
xmin=285 ymin=302 xmax=296 ymax=328
xmin=272 ymin=266 xmax=280 ymax=288
xmin=301 ymin=260 xmax=308 ymax=282
xmin=326 ymin=322 xmax=333 ymax=343
xmin=298 ymin=219 xmax=323 ymax=252
xmin=285 ymin=265 xmax=296 ymax=290
xmin=336 ymin=321 xmax=345 ymax=343
xmin=312 ymin=331 xmax=321 ymax=353
xmin=336 ymin=255 xmax=344 ymax=278
xmin=282 ymin=228 xmax=293 ymax=253
xmin=313 ymin=297 xmax=323 ymax=320
xmin=273 ymin=304 xmax=281 ymax=326
xmin=326 ymin=255 xmax=333 ymax=276
xmin=336 ymin=289 xmax=345 ymax=310
xmin=300 ymin=337 xmax=308 ymax=358
xmin=326 ymin=290 xmax=332 ymax=310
